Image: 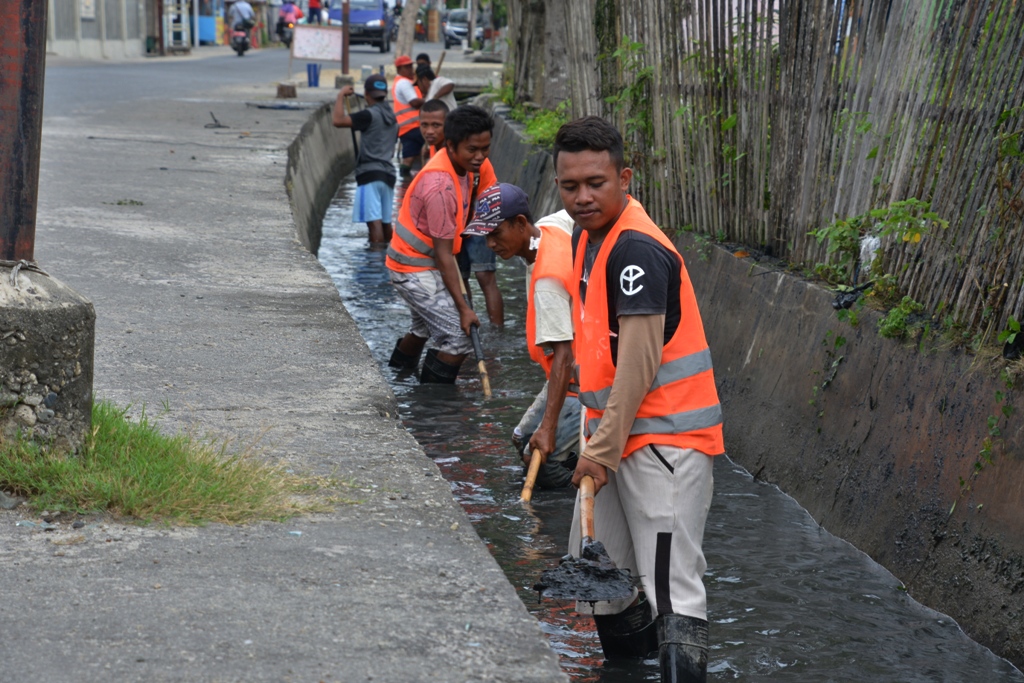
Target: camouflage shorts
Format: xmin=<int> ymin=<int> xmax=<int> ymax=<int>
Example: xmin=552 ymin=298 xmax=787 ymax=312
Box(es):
xmin=389 ymin=268 xmax=474 ymax=356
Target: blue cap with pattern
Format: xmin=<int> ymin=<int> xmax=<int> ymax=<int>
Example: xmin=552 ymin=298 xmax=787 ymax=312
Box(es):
xmin=464 ymin=183 xmax=532 ymax=236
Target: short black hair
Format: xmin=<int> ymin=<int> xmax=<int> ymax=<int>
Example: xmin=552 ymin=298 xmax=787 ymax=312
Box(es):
xmin=420 ymin=99 xmax=449 ymax=116
xmin=553 ymin=116 xmax=625 ymax=171
xmin=444 ymin=105 xmax=494 ymax=147
xmin=415 ymin=65 xmax=435 ymax=80
xmin=415 ymin=52 xmax=431 ymax=64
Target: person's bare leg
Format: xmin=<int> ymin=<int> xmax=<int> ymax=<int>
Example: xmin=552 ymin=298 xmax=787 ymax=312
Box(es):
xmin=382 ymin=222 xmax=393 ymax=242
xmin=475 ymin=271 xmax=504 ymax=328
xmin=398 ymin=333 xmax=427 ymax=358
xmin=435 ymin=351 xmax=467 ymax=365
xmin=367 ymin=219 xmax=386 ymax=244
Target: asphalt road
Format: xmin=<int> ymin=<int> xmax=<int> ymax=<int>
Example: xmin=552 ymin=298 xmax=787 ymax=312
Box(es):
xmin=0 ymin=45 xmax=565 ymax=683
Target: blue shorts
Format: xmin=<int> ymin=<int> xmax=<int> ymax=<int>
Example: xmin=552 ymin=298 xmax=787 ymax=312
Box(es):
xmin=400 ymin=128 xmax=425 ymax=160
xmin=352 ymin=181 xmax=394 ymax=224
xmin=457 ymin=234 xmax=497 ymax=277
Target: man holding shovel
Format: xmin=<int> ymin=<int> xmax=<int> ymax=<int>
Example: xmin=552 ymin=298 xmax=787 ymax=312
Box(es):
xmin=463 ymin=183 xmax=580 ymax=488
xmin=554 ymin=116 xmax=724 ymax=682
xmin=385 ymin=105 xmax=498 ymax=384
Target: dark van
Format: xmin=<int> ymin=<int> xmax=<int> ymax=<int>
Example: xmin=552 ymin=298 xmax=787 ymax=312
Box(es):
xmin=328 ymin=0 xmax=392 ymax=53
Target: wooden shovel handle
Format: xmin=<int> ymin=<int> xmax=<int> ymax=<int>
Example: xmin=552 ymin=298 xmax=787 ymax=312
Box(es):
xmin=520 ymin=448 xmax=542 ymax=503
xmin=579 ymin=475 xmax=595 ymax=541
xmin=458 ymin=277 xmax=491 ymax=398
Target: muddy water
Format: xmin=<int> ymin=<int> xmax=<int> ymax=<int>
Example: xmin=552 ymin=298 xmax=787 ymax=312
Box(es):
xmin=318 ymin=176 xmax=1023 ymax=682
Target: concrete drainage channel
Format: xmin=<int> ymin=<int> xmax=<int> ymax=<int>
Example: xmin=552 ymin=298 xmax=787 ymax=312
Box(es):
xmin=294 ymin=100 xmax=1024 ymax=679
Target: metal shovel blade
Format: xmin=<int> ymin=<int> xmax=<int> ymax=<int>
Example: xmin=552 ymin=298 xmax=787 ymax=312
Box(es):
xmin=534 ymin=539 xmax=635 ymax=602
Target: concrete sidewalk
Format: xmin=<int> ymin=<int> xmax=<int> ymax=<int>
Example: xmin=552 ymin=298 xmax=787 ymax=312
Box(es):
xmin=0 ymin=52 xmax=565 ymax=682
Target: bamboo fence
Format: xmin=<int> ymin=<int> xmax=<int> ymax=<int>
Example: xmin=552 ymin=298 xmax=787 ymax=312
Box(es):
xmin=579 ymin=0 xmax=1024 ymax=333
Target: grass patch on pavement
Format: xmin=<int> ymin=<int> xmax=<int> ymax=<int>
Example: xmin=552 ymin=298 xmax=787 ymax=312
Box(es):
xmin=0 ymin=401 xmax=338 ymax=525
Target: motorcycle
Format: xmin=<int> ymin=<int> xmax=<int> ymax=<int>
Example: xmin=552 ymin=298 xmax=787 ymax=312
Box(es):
xmin=278 ymin=21 xmax=295 ymax=48
xmin=230 ymin=20 xmax=253 ymax=56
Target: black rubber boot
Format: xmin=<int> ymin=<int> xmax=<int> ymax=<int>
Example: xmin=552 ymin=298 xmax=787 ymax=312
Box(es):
xmin=388 ymin=339 xmax=421 ymax=370
xmin=593 ymin=595 xmax=659 ymax=660
xmin=657 ymin=614 xmax=708 ymax=683
xmin=419 ymin=348 xmax=460 ymax=384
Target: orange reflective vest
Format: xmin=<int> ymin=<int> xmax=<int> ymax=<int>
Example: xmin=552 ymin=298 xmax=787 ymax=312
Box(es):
xmin=392 ymin=76 xmax=422 ymax=137
xmin=572 ymin=197 xmax=725 ymax=458
xmin=526 ymin=224 xmax=575 ymax=383
xmin=385 ymin=150 xmax=498 ymax=273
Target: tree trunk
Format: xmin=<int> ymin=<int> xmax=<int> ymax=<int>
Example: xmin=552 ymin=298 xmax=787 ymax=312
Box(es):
xmin=467 ymin=0 xmax=477 ymax=51
xmin=507 ymin=0 xmax=545 ymax=104
xmin=540 ymin=0 xmax=569 ymax=110
xmin=395 ymin=0 xmax=422 ymax=59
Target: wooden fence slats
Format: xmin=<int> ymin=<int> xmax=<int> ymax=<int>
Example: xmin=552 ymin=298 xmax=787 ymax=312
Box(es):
xmin=565 ymin=0 xmax=1024 ymax=333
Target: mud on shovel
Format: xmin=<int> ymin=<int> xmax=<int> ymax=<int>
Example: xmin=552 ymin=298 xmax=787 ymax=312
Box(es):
xmin=533 ymin=474 xmax=634 ymax=602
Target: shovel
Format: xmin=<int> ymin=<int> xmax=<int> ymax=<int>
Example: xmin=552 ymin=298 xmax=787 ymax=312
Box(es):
xmin=534 ymin=474 xmax=635 ymax=602
xmin=458 ymin=278 xmax=492 ymax=397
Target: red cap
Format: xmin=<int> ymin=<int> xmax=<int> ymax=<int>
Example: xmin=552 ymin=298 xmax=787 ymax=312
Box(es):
xmin=395 ymin=55 xmax=413 ymax=67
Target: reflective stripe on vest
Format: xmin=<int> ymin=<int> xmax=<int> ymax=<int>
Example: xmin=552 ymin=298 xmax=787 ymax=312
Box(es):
xmin=385 ymin=152 xmax=498 ymax=273
xmin=392 ymin=76 xmax=421 ymax=137
xmin=586 ymin=403 xmax=723 ymax=438
xmin=385 ymin=221 xmax=436 ymax=267
xmin=578 ymin=347 xmax=714 ymax=410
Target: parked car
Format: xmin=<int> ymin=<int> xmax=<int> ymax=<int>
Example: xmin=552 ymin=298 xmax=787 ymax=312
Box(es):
xmin=328 ymin=0 xmax=393 ymax=53
xmin=442 ymin=9 xmax=488 ymax=49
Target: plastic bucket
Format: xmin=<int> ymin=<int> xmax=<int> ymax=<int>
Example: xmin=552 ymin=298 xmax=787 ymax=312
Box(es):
xmin=306 ymin=63 xmax=321 ymax=88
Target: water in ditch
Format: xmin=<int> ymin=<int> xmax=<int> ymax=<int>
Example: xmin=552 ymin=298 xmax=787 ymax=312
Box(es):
xmin=318 ymin=175 xmax=1023 ymax=682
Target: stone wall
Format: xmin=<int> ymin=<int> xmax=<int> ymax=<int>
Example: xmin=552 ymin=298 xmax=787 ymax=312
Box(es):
xmin=483 ymin=102 xmax=1024 ymax=669
xmin=285 ymin=102 xmax=357 ymax=255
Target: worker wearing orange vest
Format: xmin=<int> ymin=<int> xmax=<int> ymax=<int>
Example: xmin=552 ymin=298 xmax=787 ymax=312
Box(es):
xmin=554 ymin=116 xmax=724 ymax=682
xmin=386 ymin=105 xmax=498 ymax=383
xmin=464 ymin=183 xmax=580 ymax=488
xmin=393 ymin=55 xmax=425 ymax=176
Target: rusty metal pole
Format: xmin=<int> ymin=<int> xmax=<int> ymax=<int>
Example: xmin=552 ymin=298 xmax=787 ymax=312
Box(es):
xmin=342 ymin=0 xmax=350 ymax=75
xmin=0 ymin=0 xmax=48 ymax=262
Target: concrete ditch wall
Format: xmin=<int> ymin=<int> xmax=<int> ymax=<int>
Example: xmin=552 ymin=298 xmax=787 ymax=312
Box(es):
xmin=285 ymin=103 xmax=356 ymax=255
xmin=483 ymin=101 xmax=1024 ymax=669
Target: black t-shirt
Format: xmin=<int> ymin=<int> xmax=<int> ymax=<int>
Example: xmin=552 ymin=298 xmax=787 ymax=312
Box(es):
xmin=573 ymin=226 xmax=682 ymax=364
xmin=350 ymin=109 xmax=373 ymax=132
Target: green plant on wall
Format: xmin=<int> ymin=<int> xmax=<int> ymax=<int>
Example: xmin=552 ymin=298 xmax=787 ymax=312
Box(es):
xmin=878 ymin=296 xmax=925 ymax=339
xmin=810 ymin=199 xmax=949 ymax=286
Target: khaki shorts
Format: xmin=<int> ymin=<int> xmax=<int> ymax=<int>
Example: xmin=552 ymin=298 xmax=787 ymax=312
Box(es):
xmin=389 ymin=268 xmax=474 ymax=357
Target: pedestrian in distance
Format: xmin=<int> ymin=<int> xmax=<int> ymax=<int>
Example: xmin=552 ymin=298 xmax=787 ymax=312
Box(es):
xmin=415 ymin=52 xmax=431 ymax=69
xmin=554 ymin=116 xmax=724 ymax=682
xmin=308 ymin=0 xmax=323 ymax=25
xmin=385 ymin=105 xmax=498 ymax=384
xmin=464 ymin=183 xmax=580 ymax=488
xmin=418 ymin=98 xmax=449 ymax=163
xmin=392 ymin=55 xmax=425 ymax=176
xmin=332 ymin=75 xmax=399 ymax=245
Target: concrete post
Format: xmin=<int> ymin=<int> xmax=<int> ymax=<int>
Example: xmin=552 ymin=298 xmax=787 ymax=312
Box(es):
xmin=0 ymin=0 xmax=46 ymax=261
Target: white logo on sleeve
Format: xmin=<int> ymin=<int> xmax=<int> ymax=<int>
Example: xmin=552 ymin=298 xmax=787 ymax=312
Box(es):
xmin=620 ymin=265 xmax=645 ymax=295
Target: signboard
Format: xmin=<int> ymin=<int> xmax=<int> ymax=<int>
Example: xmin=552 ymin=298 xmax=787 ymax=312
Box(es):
xmin=80 ymin=0 xmax=95 ymax=20
xmin=290 ymin=25 xmax=342 ymax=62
